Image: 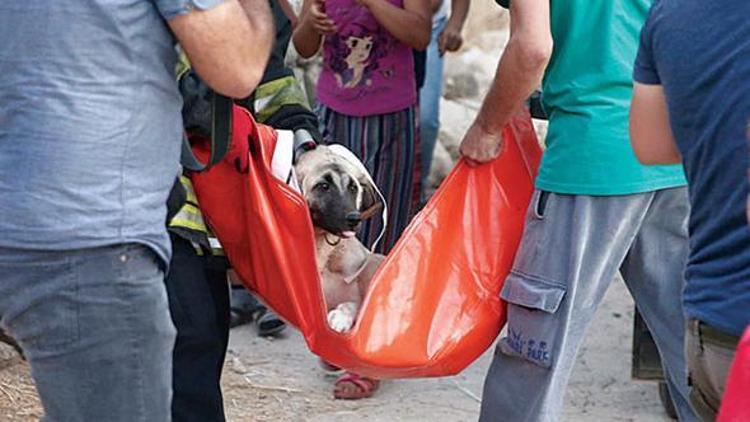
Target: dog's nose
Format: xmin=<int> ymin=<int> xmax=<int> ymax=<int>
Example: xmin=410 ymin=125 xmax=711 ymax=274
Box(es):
xmin=346 ymin=211 xmax=362 ymax=227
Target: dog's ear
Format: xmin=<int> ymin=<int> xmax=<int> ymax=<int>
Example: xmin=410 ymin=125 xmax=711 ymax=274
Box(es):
xmin=294 ymin=152 xmax=313 ymax=195
xmin=359 ymin=178 xmax=383 ymax=220
xmin=295 ymin=166 xmax=307 ymax=190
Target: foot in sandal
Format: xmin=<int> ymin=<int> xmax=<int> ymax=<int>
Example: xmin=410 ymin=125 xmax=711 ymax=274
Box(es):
xmin=333 ymin=372 xmax=380 ymax=400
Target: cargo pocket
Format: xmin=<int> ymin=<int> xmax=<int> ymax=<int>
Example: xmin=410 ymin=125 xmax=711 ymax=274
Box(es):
xmin=498 ymin=271 xmax=566 ymax=368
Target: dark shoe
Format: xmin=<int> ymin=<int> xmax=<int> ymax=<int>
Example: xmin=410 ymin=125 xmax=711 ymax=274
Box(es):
xmin=229 ymin=308 xmax=255 ymax=329
xmin=229 ymin=288 xmax=263 ymax=329
xmin=255 ymin=309 xmax=286 ymax=337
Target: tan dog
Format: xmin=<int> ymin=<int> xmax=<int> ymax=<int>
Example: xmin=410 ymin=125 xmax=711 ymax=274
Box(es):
xmin=295 ymin=145 xmax=385 ymax=332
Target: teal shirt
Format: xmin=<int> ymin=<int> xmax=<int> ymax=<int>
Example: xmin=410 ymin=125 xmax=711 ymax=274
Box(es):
xmin=536 ymin=0 xmax=686 ymax=195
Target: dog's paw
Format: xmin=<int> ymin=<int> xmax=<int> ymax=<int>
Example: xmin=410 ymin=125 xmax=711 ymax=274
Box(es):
xmin=327 ymin=303 xmax=357 ymax=333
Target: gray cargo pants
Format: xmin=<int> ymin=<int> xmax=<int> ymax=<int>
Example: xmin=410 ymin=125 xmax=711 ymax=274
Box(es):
xmin=479 ymin=187 xmax=697 ymax=421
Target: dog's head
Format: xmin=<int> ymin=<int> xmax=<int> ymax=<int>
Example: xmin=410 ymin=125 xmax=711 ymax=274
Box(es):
xmin=295 ymin=145 xmax=381 ymax=238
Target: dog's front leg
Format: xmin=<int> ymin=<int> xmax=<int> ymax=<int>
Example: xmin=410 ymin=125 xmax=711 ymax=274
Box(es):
xmin=327 ymin=302 xmax=359 ymax=333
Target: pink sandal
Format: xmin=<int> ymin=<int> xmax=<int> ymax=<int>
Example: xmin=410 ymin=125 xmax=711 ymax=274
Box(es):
xmin=333 ymin=372 xmax=380 ymax=400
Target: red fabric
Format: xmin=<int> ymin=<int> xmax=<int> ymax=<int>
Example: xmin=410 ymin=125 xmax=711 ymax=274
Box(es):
xmin=718 ymin=326 xmax=750 ymax=422
xmin=191 ymin=105 xmax=541 ymax=378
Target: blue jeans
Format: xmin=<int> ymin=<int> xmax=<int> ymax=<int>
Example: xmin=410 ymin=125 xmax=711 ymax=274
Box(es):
xmin=419 ymin=16 xmax=447 ymax=203
xmin=0 ymin=244 xmax=176 ymax=422
xmin=480 ymin=188 xmax=698 ymax=421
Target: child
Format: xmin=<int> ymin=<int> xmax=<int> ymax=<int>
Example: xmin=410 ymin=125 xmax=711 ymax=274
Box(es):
xmin=294 ymin=0 xmax=431 ymax=255
xmin=293 ymin=0 xmax=430 ymax=400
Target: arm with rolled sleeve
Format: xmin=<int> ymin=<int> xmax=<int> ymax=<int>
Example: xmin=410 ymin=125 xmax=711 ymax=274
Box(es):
xmin=158 ymin=0 xmax=275 ymax=98
xmin=630 ymin=3 xmax=681 ymax=165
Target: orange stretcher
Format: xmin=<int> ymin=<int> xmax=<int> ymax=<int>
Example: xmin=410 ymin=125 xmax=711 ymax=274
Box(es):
xmin=190 ymin=105 xmax=541 ymax=379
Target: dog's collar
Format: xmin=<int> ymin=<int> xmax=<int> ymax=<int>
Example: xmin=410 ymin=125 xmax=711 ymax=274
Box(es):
xmin=293 ymin=129 xmax=317 ymax=161
xmin=324 ymin=233 xmax=342 ymax=247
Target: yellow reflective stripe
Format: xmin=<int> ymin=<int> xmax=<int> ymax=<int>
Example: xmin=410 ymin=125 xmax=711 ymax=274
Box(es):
xmin=192 ymin=242 xmax=205 ymax=256
xmin=171 ymin=218 xmax=206 ymax=232
xmin=170 ymin=203 xmax=208 ymax=233
xmin=208 ymin=237 xmax=224 ymax=256
xmin=179 ymin=176 xmax=198 ymax=205
xmin=175 ymin=51 xmax=191 ymax=80
xmin=253 ymin=76 xmax=311 ymax=123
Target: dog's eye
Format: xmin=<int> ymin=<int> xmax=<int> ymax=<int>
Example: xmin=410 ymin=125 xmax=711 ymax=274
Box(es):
xmin=315 ymin=182 xmax=330 ymax=191
xmin=348 ymin=183 xmax=357 ymax=193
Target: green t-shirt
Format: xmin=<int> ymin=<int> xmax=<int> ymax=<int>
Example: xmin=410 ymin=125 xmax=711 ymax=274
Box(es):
xmin=535 ymin=0 xmax=686 ymax=195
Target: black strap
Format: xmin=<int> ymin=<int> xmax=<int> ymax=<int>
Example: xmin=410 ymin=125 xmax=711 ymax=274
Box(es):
xmin=181 ymin=93 xmax=233 ymax=172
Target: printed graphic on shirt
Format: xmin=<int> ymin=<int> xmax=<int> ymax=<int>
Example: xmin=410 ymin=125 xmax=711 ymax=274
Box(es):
xmin=335 ymin=34 xmax=374 ymax=88
xmin=325 ymin=24 xmax=391 ymax=97
xmin=317 ymin=0 xmax=416 ymax=116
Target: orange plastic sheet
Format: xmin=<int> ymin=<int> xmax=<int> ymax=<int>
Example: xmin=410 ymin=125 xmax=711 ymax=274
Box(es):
xmin=191 ymin=106 xmax=541 ymax=378
xmin=718 ymin=327 xmax=750 ymax=422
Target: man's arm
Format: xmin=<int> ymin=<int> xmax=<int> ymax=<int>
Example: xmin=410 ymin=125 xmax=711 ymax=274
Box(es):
xmin=459 ymin=0 xmax=552 ymax=164
xmin=169 ymin=0 xmax=274 ymax=99
xmin=629 ymin=82 xmax=681 ymax=164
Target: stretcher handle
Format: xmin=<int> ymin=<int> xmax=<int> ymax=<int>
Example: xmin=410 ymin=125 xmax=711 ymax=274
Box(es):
xmin=181 ymin=93 xmax=233 ymax=172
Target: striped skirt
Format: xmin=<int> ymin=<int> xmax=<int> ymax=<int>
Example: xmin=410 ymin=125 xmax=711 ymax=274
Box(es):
xmin=317 ymin=104 xmax=421 ymax=254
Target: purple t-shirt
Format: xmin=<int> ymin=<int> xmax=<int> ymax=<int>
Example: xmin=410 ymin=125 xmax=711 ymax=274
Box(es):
xmin=316 ymin=0 xmax=416 ymax=117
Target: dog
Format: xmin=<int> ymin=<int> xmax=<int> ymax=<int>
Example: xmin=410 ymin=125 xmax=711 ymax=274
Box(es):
xmin=295 ymin=145 xmax=385 ymax=333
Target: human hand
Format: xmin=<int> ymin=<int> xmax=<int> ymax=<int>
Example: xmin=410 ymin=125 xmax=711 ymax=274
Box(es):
xmin=438 ymin=18 xmax=464 ymax=56
xmin=459 ymin=119 xmax=504 ymax=165
xmin=306 ymin=0 xmax=336 ymax=35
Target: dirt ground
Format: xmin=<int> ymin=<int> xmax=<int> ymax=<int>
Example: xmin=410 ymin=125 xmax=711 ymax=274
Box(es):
xmin=220 ymin=277 xmax=672 ymax=422
xmin=0 ymin=277 xmax=673 ymax=421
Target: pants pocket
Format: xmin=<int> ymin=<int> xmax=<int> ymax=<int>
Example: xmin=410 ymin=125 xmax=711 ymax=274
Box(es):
xmin=0 ymin=258 xmax=80 ymax=353
xmin=532 ymin=190 xmax=551 ymax=220
xmin=498 ymin=271 xmax=567 ymax=368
